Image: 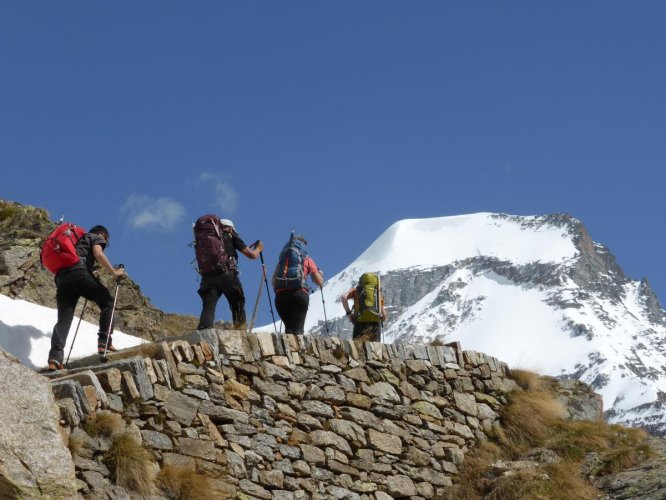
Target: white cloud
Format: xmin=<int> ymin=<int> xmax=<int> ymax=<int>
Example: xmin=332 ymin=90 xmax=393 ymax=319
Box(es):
xmin=121 ymin=194 xmax=186 ymax=231
xmin=199 ymin=172 xmax=238 ymax=213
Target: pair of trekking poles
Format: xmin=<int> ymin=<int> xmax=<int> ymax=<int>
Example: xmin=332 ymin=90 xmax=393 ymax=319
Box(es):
xmin=64 ymin=264 xmax=124 ymax=368
xmin=247 ymin=248 xmax=330 ymax=336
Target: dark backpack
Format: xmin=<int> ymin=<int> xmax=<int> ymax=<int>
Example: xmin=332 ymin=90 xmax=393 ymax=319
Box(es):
xmin=273 ymin=235 xmax=308 ymax=290
xmin=41 ymin=222 xmax=87 ymax=274
xmin=354 ymin=272 xmax=382 ymax=323
xmin=193 ymin=214 xmax=234 ymax=274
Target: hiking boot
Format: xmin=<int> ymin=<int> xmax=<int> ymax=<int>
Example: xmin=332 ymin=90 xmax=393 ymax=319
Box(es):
xmin=98 ymin=343 xmax=118 ymax=354
xmin=47 ymin=360 xmax=64 ymax=371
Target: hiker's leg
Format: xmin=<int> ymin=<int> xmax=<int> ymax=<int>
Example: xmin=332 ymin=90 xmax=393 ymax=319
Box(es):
xmin=224 ymin=273 xmax=247 ymax=329
xmin=197 ymin=276 xmax=221 ymax=329
xmin=368 ymin=324 xmax=381 ymax=342
xmin=353 ymin=322 xmax=379 ymax=341
xmin=49 ymin=285 xmax=79 ymax=365
xmin=290 ymin=290 xmax=310 ymax=334
xmin=79 ymin=273 xmax=115 ymax=348
xmin=274 ymin=291 xmax=293 ymax=332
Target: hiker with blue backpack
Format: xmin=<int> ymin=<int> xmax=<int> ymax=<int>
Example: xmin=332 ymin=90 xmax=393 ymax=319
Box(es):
xmin=272 ymin=234 xmax=324 ymax=334
xmin=193 ymin=215 xmax=263 ymax=330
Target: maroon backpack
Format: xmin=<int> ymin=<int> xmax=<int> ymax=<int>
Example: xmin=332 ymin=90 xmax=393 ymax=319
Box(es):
xmin=193 ymin=215 xmax=235 ymax=274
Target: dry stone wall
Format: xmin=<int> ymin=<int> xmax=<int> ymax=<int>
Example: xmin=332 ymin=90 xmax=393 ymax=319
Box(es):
xmin=45 ymin=330 xmax=519 ymax=499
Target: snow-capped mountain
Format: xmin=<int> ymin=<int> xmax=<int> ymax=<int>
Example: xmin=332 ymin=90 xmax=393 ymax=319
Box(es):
xmin=302 ymin=213 xmax=666 ymax=436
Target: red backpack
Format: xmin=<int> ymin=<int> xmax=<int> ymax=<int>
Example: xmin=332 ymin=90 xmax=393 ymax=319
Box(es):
xmin=41 ymin=222 xmax=86 ymax=274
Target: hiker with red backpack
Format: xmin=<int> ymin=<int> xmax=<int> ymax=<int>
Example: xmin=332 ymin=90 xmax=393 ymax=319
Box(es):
xmin=341 ymin=272 xmax=387 ymax=342
xmin=194 ymin=216 xmax=263 ymax=330
xmin=43 ymin=224 xmax=125 ymax=370
xmin=272 ymin=234 xmax=324 ymax=334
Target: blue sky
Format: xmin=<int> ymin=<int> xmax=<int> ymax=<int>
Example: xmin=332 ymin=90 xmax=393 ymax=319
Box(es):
xmin=2 ymin=2 xmax=665 ymax=326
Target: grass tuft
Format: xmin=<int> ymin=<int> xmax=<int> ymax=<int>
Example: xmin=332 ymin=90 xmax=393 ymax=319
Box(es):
xmin=486 ymin=460 xmax=599 ymax=500
xmin=510 ymin=369 xmax=549 ymax=392
xmin=82 ymin=410 xmax=125 ymax=437
xmin=500 ymin=390 xmax=564 ymax=453
xmin=104 ymin=432 xmax=157 ymax=495
xmin=67 ymin=433 xmax=89 ymax=457
xmin=156 ymin=464 xmax=235 ymax=500
xmin=445 ymin=369 xmax=654 ymax=499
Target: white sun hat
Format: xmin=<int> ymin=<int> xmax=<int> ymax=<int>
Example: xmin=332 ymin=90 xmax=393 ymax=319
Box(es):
xmin=219 ymin=219 xmax=235 ymax=230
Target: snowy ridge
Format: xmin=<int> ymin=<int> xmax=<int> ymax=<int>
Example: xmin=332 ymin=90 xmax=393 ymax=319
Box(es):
xmin=299 ymin=213 xmax=666 ymax=435
xmin=0 ymin=294 xmax=144 ymax=370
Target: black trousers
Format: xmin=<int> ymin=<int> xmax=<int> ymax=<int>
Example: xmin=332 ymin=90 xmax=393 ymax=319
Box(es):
xmin=275 ymin=289 xmax=309 ymax=334
xmin=353 ymin=321 xmax=381 ymax=342
xmin=49 ymin=268 xmax=115 ymax=364
xmin=197 ymin=270 xmax=246 ymax=329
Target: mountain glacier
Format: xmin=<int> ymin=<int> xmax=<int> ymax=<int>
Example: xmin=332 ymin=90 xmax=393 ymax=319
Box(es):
xmin=299 ymin=213 xmax=666 ymax=435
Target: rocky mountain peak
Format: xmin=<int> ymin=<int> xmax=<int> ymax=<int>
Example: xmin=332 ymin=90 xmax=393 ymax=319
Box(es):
xmin=302 ymin=212 xmax=666 ymax=436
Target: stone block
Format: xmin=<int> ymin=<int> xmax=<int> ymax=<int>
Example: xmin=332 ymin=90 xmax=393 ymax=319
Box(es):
xmin=94 ymin=368 xmax=122 ymax=393
xmin=121 ymin=371 xmax=140 ymax=400
xmin=367 ymin=429 xmax=402 ymax=455
xmin=178 ymin=437 xmax=217 ymax=460
xmin=256 ymin=332 xmax=276 ymax=357
xmin=52 ymin=379 xmax=91 ymax=418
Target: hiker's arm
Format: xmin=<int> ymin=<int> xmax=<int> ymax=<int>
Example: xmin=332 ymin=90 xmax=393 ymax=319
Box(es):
xmin=341 ymin=289 xmax=353 ymax=315
xmin=92 ymin=245 xmax=125 ymax=278
xmin=308 ymin=259 xmax=324 ymax=287
xmin=241 ymin=240 xmax=263 ymax=259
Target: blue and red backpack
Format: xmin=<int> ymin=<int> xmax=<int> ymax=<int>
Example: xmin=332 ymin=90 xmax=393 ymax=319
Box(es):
xmin=272 ymin=234 xmax=308 ymax=291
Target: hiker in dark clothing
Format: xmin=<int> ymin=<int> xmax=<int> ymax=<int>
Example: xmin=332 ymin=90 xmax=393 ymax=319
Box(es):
xmin=197 ymin=218 xmax=263 ymax=330
xmin=272 ymin=236 xmax=324 ymax=334
xmin=48 ymin=225 xmax=125 ymax=370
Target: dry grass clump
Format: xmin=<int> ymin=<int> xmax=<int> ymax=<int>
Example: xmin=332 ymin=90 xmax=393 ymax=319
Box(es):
xmin=429 ymin=337 xmax=446 ymax=346
xmin=498 ymin=389 xmax=565 ymax=453
xmin=104 ymin=432 xmax=157 ymax=495
xmin=445 ymin=369 xmax=653 ymax=499
xmin=510 ymin=369 xmax=550 ymax=392
xmin=441 ymin=441 xmax=504 ymax=499
xmin=83 ymin=410 xmax=125 ymax=437
xmin=486 ymin=460 xmax=599 ymax=500
xmin=67 ymin=433 xmax=88 ymax=457
xmin=156 ymin=464 xmax=235 ymax=500
xmin=549 ymin=421 xmax=652 ymax=474
xmin=159 ymin=313 xmax=199 ymax=337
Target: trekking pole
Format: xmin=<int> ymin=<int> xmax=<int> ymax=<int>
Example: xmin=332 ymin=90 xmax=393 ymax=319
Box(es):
xmin=377 ymin=272 xmax=384 ymax=343
xmin=258 ymin=250 xmax=278 ymax=333
xmin=247 ymin=269 xmax=264 ymax=335
xmin=101 ymin=264 xmax=124 ymax=361
xmin=64 ymin=299 xmax=88 ymax=368
xmin=320 ymin=285 xmax=330 ymax=335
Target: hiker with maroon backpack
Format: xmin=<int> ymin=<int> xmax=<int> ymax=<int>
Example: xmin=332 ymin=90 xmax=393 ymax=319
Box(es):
xmin=44 ymin=224 xmax=125 ymax=370
xmin=272 ymin=234 xmax=324 ymax=334
xmin=194 ymin=216 xmax=263 ymax=330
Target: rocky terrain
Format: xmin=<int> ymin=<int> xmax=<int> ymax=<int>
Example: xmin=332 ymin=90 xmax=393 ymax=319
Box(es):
xmin=1 ymin=327 xmax=664 ymax=499
xmin=0 ymin=199 xmax=198 ymax=341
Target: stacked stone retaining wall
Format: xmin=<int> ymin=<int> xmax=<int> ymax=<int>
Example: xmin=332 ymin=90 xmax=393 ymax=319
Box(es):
xmin=45 ymin=330 xmax=518 ymax=499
